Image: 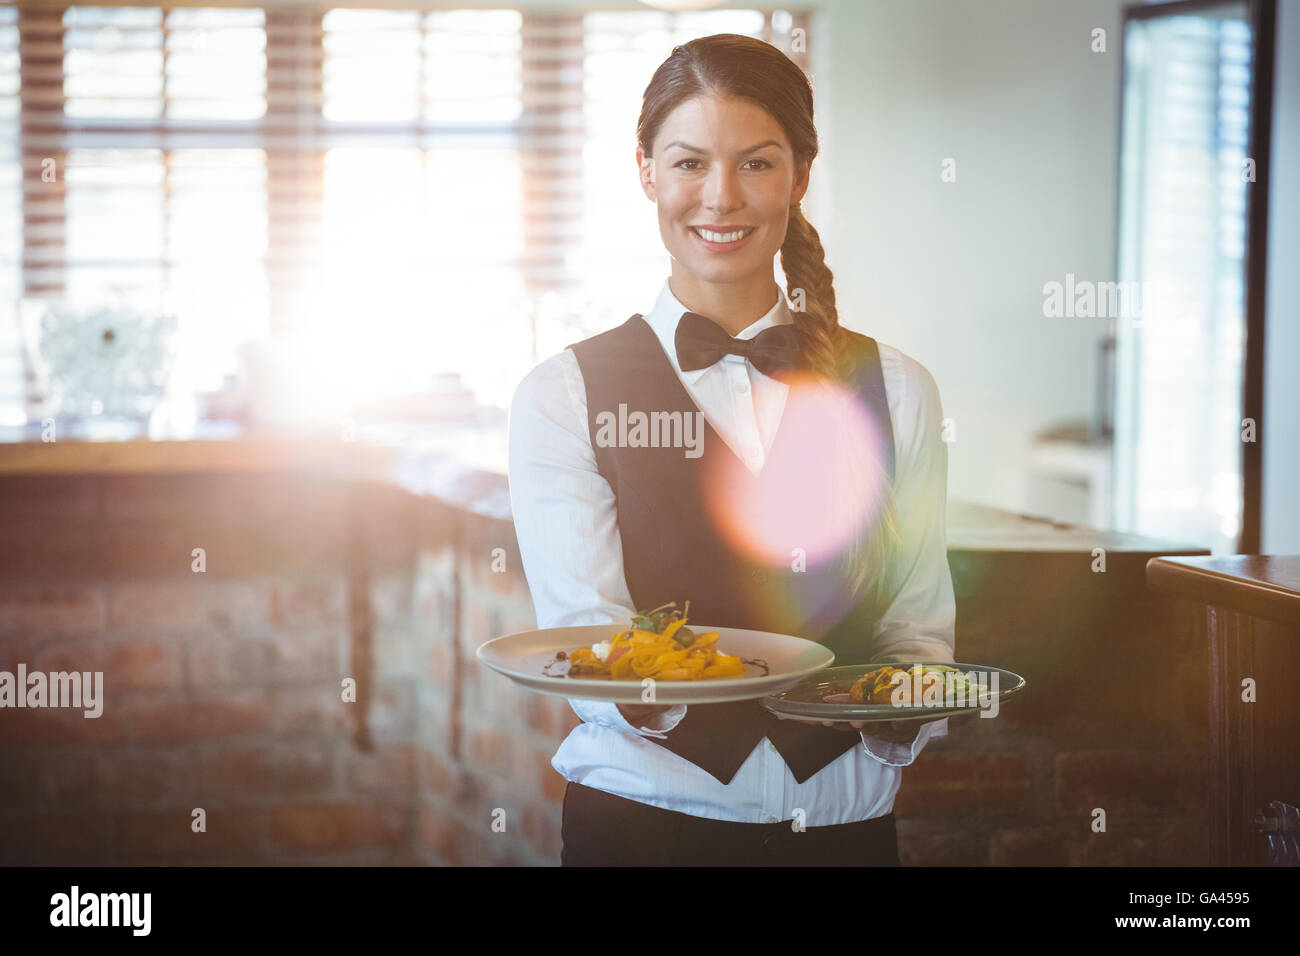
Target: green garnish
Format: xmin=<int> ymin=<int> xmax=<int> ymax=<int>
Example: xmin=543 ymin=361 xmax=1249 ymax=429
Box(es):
xmin=628 ymin=601 xmax=698 ymax=647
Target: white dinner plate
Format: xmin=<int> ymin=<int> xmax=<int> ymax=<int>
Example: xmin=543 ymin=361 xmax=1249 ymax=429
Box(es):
xmin=476 ymin=624 xmax=835 ymax=704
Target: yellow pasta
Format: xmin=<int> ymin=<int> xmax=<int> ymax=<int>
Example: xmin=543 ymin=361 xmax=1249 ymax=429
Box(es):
xmin=565 ymin=603 xmax=747 ymax=681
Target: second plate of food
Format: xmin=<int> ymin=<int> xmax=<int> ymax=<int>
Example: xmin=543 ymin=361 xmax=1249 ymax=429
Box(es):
xmin=761 ymin=662 xmax=1027 ymax=724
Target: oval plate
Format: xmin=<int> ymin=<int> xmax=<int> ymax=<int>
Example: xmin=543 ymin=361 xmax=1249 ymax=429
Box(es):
xmin=761 ymin=662 xmax=1027 ymax=724
xmin=476 ymin=624 xmax=835 ymax=704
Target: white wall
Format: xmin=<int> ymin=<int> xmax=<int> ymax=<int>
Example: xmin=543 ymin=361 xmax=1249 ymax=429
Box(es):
xmin=815 ymin=0 xmax=1126 ymax=517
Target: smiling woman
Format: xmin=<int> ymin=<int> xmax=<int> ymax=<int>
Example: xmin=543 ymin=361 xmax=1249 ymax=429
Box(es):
xmin=641 ymin=106 xmax=805 ymax=334
xmin=508 ymin=32 xmax=958 ymax=867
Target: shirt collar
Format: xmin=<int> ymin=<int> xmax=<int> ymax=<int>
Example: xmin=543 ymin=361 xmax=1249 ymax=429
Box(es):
xmin=642 ymin=277 xmax=794 ymax=385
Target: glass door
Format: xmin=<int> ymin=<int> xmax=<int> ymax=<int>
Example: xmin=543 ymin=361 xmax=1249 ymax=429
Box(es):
xmin=1112 ymin=0 xmax=1273 ymax=554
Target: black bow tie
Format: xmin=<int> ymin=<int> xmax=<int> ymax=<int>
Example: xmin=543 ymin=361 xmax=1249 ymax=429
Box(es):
xmin=674 ymin=311 xmax=804 ymax=379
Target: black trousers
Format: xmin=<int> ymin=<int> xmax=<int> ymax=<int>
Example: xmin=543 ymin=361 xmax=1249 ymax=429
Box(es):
xmin=560 ymin=781 xmax=901 ymax=867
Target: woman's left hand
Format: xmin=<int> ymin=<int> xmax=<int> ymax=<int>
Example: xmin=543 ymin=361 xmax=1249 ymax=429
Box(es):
xmin=775 ymin=713 xmax=863 ymax=733
xmin=774 ymin=714 xmax=936 ymax=743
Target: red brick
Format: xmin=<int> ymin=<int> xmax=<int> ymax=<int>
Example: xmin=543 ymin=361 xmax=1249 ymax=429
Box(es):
xmin=367 ymin=679 xmax=415 ymax=733
xmin=268 ymin=628 xmax=344 ymax=682
xmin=271 ymin=803 xmax=408 ymax=850
xmin=33 ymin=638 xmax=184 ymax=690
xmin=552 ymin=696 xmax=581 ymax=735
xmin=452 ymin=766 xmax=490 ymax=807
xmin=35 ymin=752 xmax=109 ymax=809
xmin=101 ymin=749 xmax=193 ymax=807
xmin=273 ymin=683 xmax=351 ymax=734
xmin=343 ymin=741 xmax=415 ymax=793
xmin=0 ymin=751 xmax=39 ymax=807
xmin=0 ymin=522 xmax=106 ymax=578
xmin=423 ymin=749 xmax=455 ymax=796
xmin=120 ymin=688 xmax=272 ymax=742
xmin=417 ymin=803 xmax=500 ymax=866
xmin=109 ymin=641 xmax=185 ymax=688
xmin=523 ymin=802 xmax=561 ymax=863
xmin=111 ymin=581 xmax=269 ymax=634
xmin=464 ymin=830 xmax=506 ymax=865
xmin=0 ymin=475 xmax=101 ymax=524
xmin=185 ymin=636 xmax=271 ymax=686
xmin=99 ymin=520 xmax=242 ymax=577
xmin=535 ymin=749 xmax=566 ymax=806
xmin=427 ymin=638 xmax=454 ymax=685
xmin=898 ymin=828 xmax=990 ymax=866
xmin=502 ymin=602 xmax=538 ymax=635
xmin=251 ymin=477 xmax=348 ymax=525
xmin=990 ymin=683 xmax=1056 ymax=730
xmin=1071 ymin=811 xmax=1209 ymax=866
xmin=518 ymin=693 xmax=550 ymax=736
xmin=893 ymin=752 xmax=1030 ymax=815
xmin=1054 ymin=751 xmax=1207 ymax=812
xmin=369 ymin=573 xmax=413 ymax=628
xmin=0 ymin=812 xmax=113 ymax=864
xmin=0 ymin=586 xmax=107 ymax=634
xmin=0 ymin=699 xmax=126 ymax=746
xmin=416 ymin=690 xmax=450 ymax=745
xmin=268 ymin=579 xmax=348 ymax=629
xmin=487 ymin=561 xmax=517 ymax=596
xmin=413 ymin=570 xmax=452 ymax=625
xmin=467 ymin=603 xmax=493 ymax=648
xmin=989 ymin=827 xmax=1072 ymax=865
xmin=0 ymin=634 xmax=35 ymax=671
xmin=373 ymin=623 xmax=416 ymax=677
xmin=116 ymin=806 xmax=267 ymax=859
xmin=195 ymin=742 xmax=334 ymax=798
xmin=101 ymin=474 xmax=251 ymax=523
xmin=101 ymin=518 xmax=341 ymax=578
xmin=469 ymin=726 xmax=511 ymax=770
xmin=417 ymin=802 xmax=457 ymax=861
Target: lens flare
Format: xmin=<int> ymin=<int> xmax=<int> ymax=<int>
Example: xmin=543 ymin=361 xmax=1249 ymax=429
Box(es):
xmin=701 ymin=370 xmax=889 ymax=569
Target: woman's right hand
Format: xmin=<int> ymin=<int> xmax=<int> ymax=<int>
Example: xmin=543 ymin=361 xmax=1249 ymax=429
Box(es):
xmin=617 ymin=703 xmax=673 ymax=723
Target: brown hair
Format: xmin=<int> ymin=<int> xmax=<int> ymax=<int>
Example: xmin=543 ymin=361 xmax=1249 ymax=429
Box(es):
xmin=636 ymin=33 xmax=902 ymax=605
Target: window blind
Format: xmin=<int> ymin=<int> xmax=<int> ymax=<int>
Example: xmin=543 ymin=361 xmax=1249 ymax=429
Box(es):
xmin=3 ymin=4 xmax=814 ymax=424
xmin=1113 ymin=3 xmax=1254 ymax=555
xmin=0 ymin=5 xmax=21 ymax=425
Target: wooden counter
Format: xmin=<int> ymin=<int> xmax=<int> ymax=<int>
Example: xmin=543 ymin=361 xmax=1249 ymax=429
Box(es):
xmin=0 ymin=435 xmax=397 ymax=478
xmin=1147 ymin=555 xmax=1300 ymax=865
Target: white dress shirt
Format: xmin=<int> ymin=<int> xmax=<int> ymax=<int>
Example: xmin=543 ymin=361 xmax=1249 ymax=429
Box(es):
xmin=507 ymin=277 xmax=956 ymax=825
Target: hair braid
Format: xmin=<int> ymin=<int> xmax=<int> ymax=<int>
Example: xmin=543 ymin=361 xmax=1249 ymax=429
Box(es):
xmin=780 ymin=203 xmax=902 ymax=601
xmin=780 ymin=202 xmax=846 ymax=379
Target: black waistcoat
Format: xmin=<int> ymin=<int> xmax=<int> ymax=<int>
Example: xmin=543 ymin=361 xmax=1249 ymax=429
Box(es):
xmin=566 ymin=313 xmax=895 ymax=786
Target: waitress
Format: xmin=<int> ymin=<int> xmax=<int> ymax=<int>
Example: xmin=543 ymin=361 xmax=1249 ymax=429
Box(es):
xmin=508 ymin=33 xmax=954 ymax=866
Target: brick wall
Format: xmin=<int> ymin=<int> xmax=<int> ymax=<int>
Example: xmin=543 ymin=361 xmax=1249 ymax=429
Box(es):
xmin=0 ymin=473 xmax=1209 ymax=864
xmin=900 ymin=550 xmax=1211 ymax=864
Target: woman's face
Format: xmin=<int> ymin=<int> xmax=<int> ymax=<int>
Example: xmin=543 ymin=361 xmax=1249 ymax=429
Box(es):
xmin=638 ymin=95 xmax=809 ymax=288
